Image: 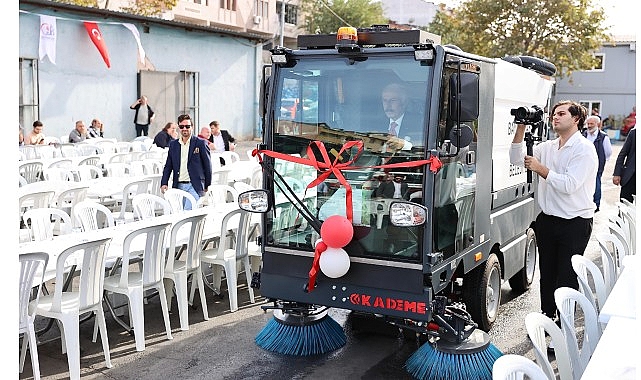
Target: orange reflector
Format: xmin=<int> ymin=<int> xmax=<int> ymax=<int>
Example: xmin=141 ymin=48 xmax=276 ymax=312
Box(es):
xmin=474 ymin=252 xmax=483 ymax=262
xmin=337 ymin=27 xmax=358 ymax=43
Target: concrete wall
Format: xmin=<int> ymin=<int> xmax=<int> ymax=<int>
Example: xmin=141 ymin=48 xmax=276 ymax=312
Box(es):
xmin=19 ymin=7 xmax=261 ymax=142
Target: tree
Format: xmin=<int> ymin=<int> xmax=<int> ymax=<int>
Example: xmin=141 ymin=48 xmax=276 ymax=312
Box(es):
xmin=54 ymin=0 xmax=177 ymax=17
xmin=429 ymin=0 xmax=610 ymax=77
xmin=301 ymin=0 xmax=387 ymax=35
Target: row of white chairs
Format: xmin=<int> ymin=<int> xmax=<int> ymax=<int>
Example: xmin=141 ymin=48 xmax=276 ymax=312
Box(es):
xmin=19 ymin=138 xmax=157 ymax=160
xmin=20 ymin=184 xmax=260 ymax=378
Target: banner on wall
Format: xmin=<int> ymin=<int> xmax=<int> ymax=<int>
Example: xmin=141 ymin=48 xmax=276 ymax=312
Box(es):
xmin=83 ymin=21 xmax=111 ymax=68
xmin=122 ymin=23 xmax=146 ymax=64
xmin=39 ymin=15 xmax=57 ymax=64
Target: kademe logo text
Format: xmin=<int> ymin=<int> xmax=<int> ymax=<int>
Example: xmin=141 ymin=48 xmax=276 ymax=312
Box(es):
xmin=349 ymin=293 xmax=426 ymax=314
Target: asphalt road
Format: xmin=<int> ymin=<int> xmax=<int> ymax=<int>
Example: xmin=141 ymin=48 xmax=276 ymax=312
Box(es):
xmin=21 ymin=139 xmax=628 ymax=380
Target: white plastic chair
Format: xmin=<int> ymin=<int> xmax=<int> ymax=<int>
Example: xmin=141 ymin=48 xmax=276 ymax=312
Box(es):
xmin=525 ymin=312 xmax=573 ymax=380
xmin=22 ymin=208 xmax=72 ymax=241
xmin=492 ymin=354 xmax=547 ymax=380
xmin=19 ymin=191 xmax=55 ymax=222
xmin=116 ymin=141 xmax=133 ymax=153
xmin=59 ymin=144 xmax=80 ymax=158
xmin=200 ymin=209 xmax=255 ymax=312
xmin=72 ymin=165 xmax=103 ymax=181
xmin=78 ymin=155 xmax=101 ymax=166
xmin=595 ymin=232 xmax=626 ymax=293
xmin=198 ymin=184 xmax=238 ymax=207
xmin=132 ymin=193 xmax=172 ymax=220
xmin=130 ymin=160 xmax=155 ymax=176
xmin=220 ymin=151 xmax=240 ymax=165
xmin=54 ymin=186 xmax=89 ymax=219
xmin=163 ymin=213 xmax=209 ymax=330
xmin=34 ymin=144 xmax=58 ymax=159
xmin=19 ymin=252 xmax=49 ymax=380
xmin=103 ymin=222 xmax=173 ymax=351
xmin=47 ymin=158 xmax=73 ymax=169
xmin=145 ymin=174 xmax=163 ymax=197
xmin=571 ymin=255 xmax=608 ymax=316
xmin=20 ymin=145 xmax=39 ymax=160
xmin=32 ymin=237 xmax=113 ymax=380
xmin=104 ymin=163 xmax=132 ymax=177
xmin=212 ymin=166 xmax=232 ymax=186
xmin=607 ymin=219 xmax=631 ymax=259
xmin=76 ymin=144 xmax=103 ymax=156
xmin=250 ymin=165 xmax=262 ymax=188
xmin=109 ymin=152 xmax=133 ymax=164
xmin=19 ymin=175 xmax=28 ymax=187
xmin=19 ymin=161 xmax=44 ymax=184
xmin=554 ymin=287 xmax=602 ymax=379
xmin=617 ymin=203 xmax=636 ymax=253
xmin=43 ymin=167 xmax=74 ymax=181
xmin=95 ymin=139 xmax=116 ymax=154
xmin=110 ymin=178 xmax=152 ymax=222
xmin=72 ymin=200 xmax=115 ymax=231
xmin=164 ymin=188 xmax=198 ymax=212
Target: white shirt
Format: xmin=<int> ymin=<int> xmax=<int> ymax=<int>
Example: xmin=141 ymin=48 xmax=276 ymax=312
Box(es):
xmin=389 ymin=114 xmax=405 ymax=136
xmin=393 ymin=182 xmax=402 ymax=198
xmin=178 ymin=137 xmax=191 ymax=182
xmin=212 ymin=133 xmax=225 ymax=152
xmin=510 ymin=130 xmax=598 ymax=219
xmin=585 ymin=128 xmax=613 ymax=161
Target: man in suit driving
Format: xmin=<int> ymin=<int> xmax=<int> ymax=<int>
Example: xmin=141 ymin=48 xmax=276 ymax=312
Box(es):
xmin=380 ymin=82 xmax=424 ymax=148
xmin=161 ymin=114 xmax=212 ymax=208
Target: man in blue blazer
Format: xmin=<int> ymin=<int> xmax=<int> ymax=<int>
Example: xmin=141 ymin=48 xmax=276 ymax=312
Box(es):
xmin=161 ymin=114 xmax=212 ymax=208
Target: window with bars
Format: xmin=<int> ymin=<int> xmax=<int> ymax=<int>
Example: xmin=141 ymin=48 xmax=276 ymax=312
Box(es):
xmin=277 ymin=1 xmax=298 ymax=24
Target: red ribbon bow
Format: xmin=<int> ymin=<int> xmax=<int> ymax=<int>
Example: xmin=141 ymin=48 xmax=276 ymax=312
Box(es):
xmin=253 ymin=140 xmax=442 ymax=222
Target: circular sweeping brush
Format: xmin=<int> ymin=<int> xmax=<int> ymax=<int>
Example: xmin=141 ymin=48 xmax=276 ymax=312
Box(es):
xmin=405 ymin=329 xmax=503 ymax=380
xmin=255 ymin=308 xmax=347 ymax=356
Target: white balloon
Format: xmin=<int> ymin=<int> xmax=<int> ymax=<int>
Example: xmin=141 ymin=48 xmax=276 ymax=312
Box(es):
xmin=319 ymin=247 xmax=350 ymax=278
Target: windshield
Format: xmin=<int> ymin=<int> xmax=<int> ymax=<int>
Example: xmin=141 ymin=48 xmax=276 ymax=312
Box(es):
xmin=266 ymin=54 xmax=431 ymax=262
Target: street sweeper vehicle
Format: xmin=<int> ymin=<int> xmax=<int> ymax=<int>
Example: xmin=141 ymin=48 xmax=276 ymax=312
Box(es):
xmin=236 ymin=25 xmax=556 ymax=379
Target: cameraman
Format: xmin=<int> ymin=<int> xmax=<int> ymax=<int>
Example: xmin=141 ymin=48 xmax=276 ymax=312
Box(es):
xmin=509 ymin=100 xmax=597 ymax=324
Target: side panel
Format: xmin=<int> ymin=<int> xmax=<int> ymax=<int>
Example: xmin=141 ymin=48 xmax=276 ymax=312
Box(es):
xmin=492 ymin=60 xmax=555 ymax=192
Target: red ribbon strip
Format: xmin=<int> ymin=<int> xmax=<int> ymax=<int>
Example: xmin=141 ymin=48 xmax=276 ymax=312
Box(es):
xmin=308 ymin=240 xmax=328 ymax=291
xmin=253 ymin=140 xmax=442 ymax=223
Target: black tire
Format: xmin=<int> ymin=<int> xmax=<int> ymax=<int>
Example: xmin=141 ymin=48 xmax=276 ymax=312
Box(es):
xmin=463 ymin=253 xmax=501 ymax=332
xmin=509 ymin=228 xmax=537 ymax=293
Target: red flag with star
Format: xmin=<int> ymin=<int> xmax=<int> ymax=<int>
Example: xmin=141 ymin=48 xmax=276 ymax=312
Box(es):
xmin=83 ymin=22 xmax=111 ymax=68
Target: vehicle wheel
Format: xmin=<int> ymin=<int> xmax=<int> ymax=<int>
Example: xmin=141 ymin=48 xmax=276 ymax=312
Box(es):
xmin=463 ymin=253 xmax=501 ymax=331
xmin=509 ymin=228 xmax=537 ymax=293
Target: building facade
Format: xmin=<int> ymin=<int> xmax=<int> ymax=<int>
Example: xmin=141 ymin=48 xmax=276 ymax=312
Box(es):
xmin=19 ymin=0 xmax=304 ymax=142
xmin=553 ymin=37 xmax=636 ymax=132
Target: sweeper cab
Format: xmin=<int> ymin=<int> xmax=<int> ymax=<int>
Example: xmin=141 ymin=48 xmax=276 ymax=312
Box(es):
xmin=238 ymin=25 xmax=555 ymax=360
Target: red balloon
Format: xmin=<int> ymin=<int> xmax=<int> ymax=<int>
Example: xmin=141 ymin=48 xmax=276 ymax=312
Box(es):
xmin=320 ymin=215 xmax=354 ymax=248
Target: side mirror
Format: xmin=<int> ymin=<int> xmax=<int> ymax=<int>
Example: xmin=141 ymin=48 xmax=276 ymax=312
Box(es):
xmin=448 ymin=123 xmax=474 ymax=148
xmin=238 ymin=190 xmax=271 ymax=212
xmin=448 ymin=72 xmax=479 ymax=122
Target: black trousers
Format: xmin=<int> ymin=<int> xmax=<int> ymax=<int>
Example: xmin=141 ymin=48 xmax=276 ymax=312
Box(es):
xmin=620 ymin=172 xmax=636 ymax=203
xmin=135 ymin=123 xmax=149 ymax=136
xmin=535 ymin=212 xmax=593 ymax=318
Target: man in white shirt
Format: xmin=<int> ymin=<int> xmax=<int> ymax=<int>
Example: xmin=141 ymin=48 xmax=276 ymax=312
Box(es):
xmin=582 ymin=115 xmax=612 ymax=211
xmin=510 ymin=100 xmax=598 ymax=322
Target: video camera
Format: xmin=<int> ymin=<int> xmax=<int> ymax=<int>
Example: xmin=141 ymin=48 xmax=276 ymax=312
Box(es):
xmin=510 ymin=105 xmax=545 ymax=184
xmin=510 ymin=105 xmax=544 ymax=125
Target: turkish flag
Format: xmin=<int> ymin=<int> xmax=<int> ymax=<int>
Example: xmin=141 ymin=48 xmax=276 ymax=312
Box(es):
xmin=83 ymin=22 xmax=111 ymax=68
